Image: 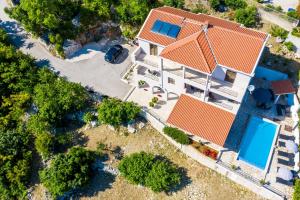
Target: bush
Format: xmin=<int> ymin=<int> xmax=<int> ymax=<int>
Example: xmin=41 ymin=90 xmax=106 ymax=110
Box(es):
xmin=98 ymin=98 xmax=141 ymax=127
xmin=149 ymin=101 xmax=155 ymax=107
xmin=39 ymin=147 xmax=96 ymax=198
xmin=35 ymin=132 xmax=55 ymax=159
xmin=163 ymin=0 xmax=184 ymax=8
xmin=234 ymin=6 xmax=258 ymax=27
xmin=83 ymin=112 xmax=94 ymax=124
xmin=152 ymin=97 xmax=158 ymax=103
xmin=293 ymin=179 xmax=300 ymax=200
xmin=118 ymin=152 xmax=181 ymax=192
xmin=145 ymin=160 xmax=181 ymax=192
xmin=118 ymin=152 xmax=155 ymax=184
xmin=270 ymin=25 xmax=288 ymax=40
xmin=163 ymin=126 xmax=190 ymax=145
xmin=225 ymin=0 xmax=247 ymax=10
xmin=287 ymin=10 xmax=299 ymax=19
xmin=209 ymin=0 xmax=220 ymax=10
xmin=292 ymin=27 xmax=300 ymax=38
xmin=191 ymin=4 xmax=209 ymax=14
xmin=284 ymin=41 xmax=295 ymax=51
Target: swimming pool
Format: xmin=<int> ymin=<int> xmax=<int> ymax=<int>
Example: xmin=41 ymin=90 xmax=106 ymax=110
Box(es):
xmin=238 ymin=116 xmax=279 ymax=170
xmin=255 ymin=66 xmax=288 ymax=81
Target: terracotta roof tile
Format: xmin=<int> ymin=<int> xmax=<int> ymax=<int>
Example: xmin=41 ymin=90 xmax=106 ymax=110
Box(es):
xmin=160 ymin=30 xmax=217 ymax=73
xmin=137 ymin=6 xmax=268 ymax=75
xmin=271 ymin=79 xmax=296 ymax=95
xmin=167 ymin=94 xmax=236 ymax=146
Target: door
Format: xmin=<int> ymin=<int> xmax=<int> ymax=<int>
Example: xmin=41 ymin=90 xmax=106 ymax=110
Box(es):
xmin=150 ymin=44 xmax=158 ymax=56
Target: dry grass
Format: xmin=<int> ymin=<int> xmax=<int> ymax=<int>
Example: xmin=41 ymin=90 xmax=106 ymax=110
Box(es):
xmin=58 ymin=124 xmax=263 ymax=200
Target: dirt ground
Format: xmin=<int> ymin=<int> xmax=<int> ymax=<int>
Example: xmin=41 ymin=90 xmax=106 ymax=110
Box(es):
xmin=32 ymin=124 xmax=265 ymax=200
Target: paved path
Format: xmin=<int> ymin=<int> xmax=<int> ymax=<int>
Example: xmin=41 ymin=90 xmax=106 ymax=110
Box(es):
xmin=0 ymin=1 xmax=133 ymax=99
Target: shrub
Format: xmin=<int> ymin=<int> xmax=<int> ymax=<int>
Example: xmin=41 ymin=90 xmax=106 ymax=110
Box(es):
xmin=209 ymin=0 xmax=220 ymax=10
xmin=152 ymin=97 xmax=158 ymax=103
xmin=270 ymin=25 xmax=289 ymax=40
xmin=284 ymin=41 xmax=295 ymax=51
xmin=118 ymin=152 xmax=181 ymax=192
xmin=118 ymin=152 xmax=155 ymax=184
xmin=163 ymin=126 xmax=190 ymax=145
xmin=145 ymin=160 xmax=181 ymax=192
xmin=39 ymin=147 xmax=96 ymax=198
xmin=234 ymin=6 xmax=258 ymax=27
xmin=35 ymin=132 xmax=55 ymax=159
xmin=292 ymin=27 xmax=300 ymax=38
xmin=83 ymin=112 xmax=94 ymax=124
xmin=149 ymin=101 xmax=155 ymax=107
xmin=225 ymin=0 xmax=247 ymax=10
xmin=98 ymin=98 xmax=141 ymax=127
xmin=287 ymin=10 xmax=299 ymax=19
xmin=294 ymin=179 xmax=300 ymax=200
xmin=191 ymin=4 xmax=209 ymax=14
xmin=163 ymin=0 xmax=184 ymax=8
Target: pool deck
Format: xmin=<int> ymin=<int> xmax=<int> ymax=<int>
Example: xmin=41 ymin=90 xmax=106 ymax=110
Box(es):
xmin=220 ymin=77 xmax=299 ymax=198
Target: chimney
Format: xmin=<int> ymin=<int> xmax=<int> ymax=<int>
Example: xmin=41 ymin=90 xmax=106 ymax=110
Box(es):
xmin=203 ymin=21 xmax=209 ymax=33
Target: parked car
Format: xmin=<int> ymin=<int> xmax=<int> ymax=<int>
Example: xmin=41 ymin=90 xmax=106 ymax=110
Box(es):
xmin=104 ymin=44 xmax=123 ymax=63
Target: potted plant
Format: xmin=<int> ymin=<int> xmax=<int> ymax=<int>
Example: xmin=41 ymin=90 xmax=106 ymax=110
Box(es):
xmin=152 ymin=97 xmax=158 ymax=104
xmin=138 ymin=80 xmax=146 ymax=88
xmin=149 ymin=101 xmax=154 ymax=107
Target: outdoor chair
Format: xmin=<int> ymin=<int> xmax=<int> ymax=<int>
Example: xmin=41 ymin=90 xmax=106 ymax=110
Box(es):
xmin=276 ymin=177 xmax=293 ymax=186
xmin=276 ymin=104 xmax=283 ymax=116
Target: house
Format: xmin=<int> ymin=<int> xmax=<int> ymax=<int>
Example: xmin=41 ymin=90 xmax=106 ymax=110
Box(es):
xmin=130 ymin=6 xmax=269 ymax=149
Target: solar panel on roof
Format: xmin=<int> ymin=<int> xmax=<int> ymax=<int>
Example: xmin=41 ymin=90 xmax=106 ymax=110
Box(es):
xmin=160 ymin=23 xmax=171 ymax=35
xmin=151 ymin=20 xmax=181 ymax=38
xmin=167 ymin=26 xmax=181 ymax=38
xmin=151 ymin=20 xmax=163 ymax=33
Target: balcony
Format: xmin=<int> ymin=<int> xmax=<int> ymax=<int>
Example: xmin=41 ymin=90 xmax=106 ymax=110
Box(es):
xmin=133 ymin=48 xmax=159 ymax=69
xmin=136 ymin=65 xmax=160 ymax=86
xmin=210 ymin=78 xmax=239 ymax=98
xmin=208 ymin=92 xmax=240 ymax=113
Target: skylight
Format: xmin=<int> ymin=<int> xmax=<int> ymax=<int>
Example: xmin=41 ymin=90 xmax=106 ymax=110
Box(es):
xmin=151 ymin=20 xmax=181 ymax=38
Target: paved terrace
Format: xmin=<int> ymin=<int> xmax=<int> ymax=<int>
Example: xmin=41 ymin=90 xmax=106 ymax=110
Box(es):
xmin=220 ymin=77 xmax=298 ymax=198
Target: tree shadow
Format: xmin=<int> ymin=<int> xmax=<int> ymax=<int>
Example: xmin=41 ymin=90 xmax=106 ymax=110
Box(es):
xmin=71 ymin=170 xmax=116 ymax=199
xmin=155 ymin=155 xmax=192 ymax=194
xmin=0 ymin=20 xmax=27 ymax=48
xmin=35 ymin=59 xmax=52 ymax=68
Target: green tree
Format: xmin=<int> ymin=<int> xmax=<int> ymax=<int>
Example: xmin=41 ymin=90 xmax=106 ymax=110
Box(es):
xmin=33 ymin=78 xmax=89 ymax=124
xmin=35 ymin=132 xmax=55 ymax=159
xmin=39 ymin=147 xmax=96 ymax=198
xmin=98 ymin=98 xmax=140 ymax=127
xmin=225 ymin=0 xmax=247 ymax=10
xmin=163 ymin=0 xmax=184 ymax=8
xmin=81 ymin=0 xmax=112 ymax=26
xmin=294 ymin=179 xmax=300 ymax=200
xmin=209 ymin=0 xmax=220 ymax=10
xmin=116 ymin=0 xmax=152 ymax=26
xmin=0 ymin=129 xmax=32 ymax=199
xmin=83 ymin=112 xmax=94 ymax=124
xmin=145 ymin=160 xmax=181 ymax=192
xmin=118 ymin=152 xmax=155 ymax=184
xmin=234 ymin=6 xmax=258 ymax=27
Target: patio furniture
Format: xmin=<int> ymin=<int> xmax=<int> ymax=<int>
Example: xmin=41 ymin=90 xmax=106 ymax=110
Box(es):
xmin=286 ymin=140 xmax=298 ymax=153
xmin=253 ymin=88 xmax=273 ymax=108
xmin=276 ymin=104 xmax=283 ymax=116
xmin=277 ymin=167 xmax=293 ymax=181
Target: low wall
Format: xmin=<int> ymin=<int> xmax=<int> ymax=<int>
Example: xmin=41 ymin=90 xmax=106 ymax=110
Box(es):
xmin=141 ymin=108 xmax=286 ymax=200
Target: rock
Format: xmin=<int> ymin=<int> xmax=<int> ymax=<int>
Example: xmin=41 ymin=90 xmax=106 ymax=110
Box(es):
xmin=127 ymin=126 xmax=136 ymax=133
xmin=108 ymin=125 xmax=115 ymax=131
xmin=138 ymin=122 xmax=145 ymax=129
xmin=91 ymin=121 xmax=97 ymax=128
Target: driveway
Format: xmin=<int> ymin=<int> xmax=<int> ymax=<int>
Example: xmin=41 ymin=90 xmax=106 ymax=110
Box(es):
xmin=0 ymin=1 xmax=133 ymax=99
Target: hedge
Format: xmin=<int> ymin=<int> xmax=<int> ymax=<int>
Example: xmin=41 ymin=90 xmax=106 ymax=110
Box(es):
xmin=163 ymin=126 xmax=190 ymax=145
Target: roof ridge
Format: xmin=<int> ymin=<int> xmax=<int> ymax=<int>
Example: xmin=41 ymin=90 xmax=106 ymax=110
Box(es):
xmin=194 ymin=32 xmax=213 ymax=73
xmin=201 ymin=28 xmax=218 ymax=70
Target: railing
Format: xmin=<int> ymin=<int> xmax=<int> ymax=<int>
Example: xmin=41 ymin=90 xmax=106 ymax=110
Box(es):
xmin=217 ymin=160 xmax=287 ymax=200
xmin=135 ymin=52 xmax=159 ymax=68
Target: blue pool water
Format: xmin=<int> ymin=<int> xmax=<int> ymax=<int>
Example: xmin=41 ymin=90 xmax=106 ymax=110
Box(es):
xmin=255 ymin=66 xmax=288 ymax=81
xmin=238 ymin=116 xmax=278 ymax=170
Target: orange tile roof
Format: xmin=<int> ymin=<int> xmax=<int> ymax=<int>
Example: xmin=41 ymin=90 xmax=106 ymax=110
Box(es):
xmin=137 ymin=6 xmax=268 ymax=75
xmin=160 ymin=30 xmax=217 ymax=73
xmin=271 ymin=79 xmax=296 ymax=95
xmin=167 ymin=94 xmax=236 ymax=146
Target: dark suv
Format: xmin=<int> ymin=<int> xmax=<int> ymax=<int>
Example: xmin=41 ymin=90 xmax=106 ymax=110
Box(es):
xmin=104 ymin=44 xmax=123 ymax=63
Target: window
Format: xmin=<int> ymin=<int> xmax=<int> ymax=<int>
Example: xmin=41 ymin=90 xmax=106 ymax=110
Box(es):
xmin=224 ymin=70 xmax=236 ymax=84
xmin=168 ymin=77 xmax=175 ymax=84
xmin=150 ymin=44 xmax=158 ymax=55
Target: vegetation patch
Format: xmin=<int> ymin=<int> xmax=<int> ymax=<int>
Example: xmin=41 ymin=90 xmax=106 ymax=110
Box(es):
xmin=39 ymin=147 xmax=96 ymax=198
xmin=98 ymin=98 xmax=141 ymax=128
xmin=270 ymin=25 xmax=289 ymax=40
xmin=234 ymin=6 xmax=257 ymax=27
xmin=163 ymin=126 xmax=190 ymax=145
xmin=191 ymin=141 xmax=218 ymax=160
xmin=118 ymin=151 xmax=181 ymax=192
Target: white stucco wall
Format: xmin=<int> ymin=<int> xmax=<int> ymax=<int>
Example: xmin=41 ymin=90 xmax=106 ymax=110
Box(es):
xmin=162 ymin=71 xmax=185 ymax=95
xmin=138 ymin=39 xmax=165 ymax=55
xmin=212 ymin=66 xmax=226 ymax=80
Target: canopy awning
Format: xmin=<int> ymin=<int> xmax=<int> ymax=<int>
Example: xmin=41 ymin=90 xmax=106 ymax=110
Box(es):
xmin=271 ymin=80 xmax=296 ymax=95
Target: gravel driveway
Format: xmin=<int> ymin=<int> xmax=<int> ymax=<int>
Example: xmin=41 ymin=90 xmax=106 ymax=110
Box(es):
xmin=0 ymin=1 xmax=134 ymax=99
